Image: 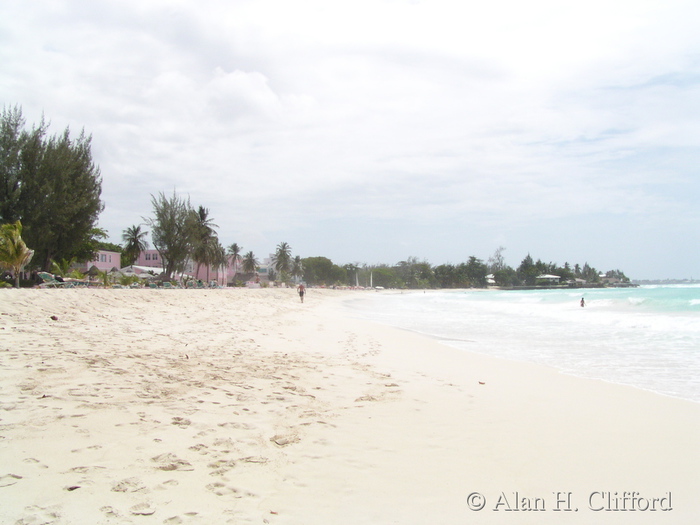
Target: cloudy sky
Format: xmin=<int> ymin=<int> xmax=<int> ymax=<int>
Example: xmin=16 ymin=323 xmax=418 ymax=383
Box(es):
xmin=2 ymin=0 xmax=699 ymax=279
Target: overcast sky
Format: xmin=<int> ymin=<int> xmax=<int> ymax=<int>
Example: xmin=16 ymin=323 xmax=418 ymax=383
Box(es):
xmin=2 ymin=0 xmax=699 ymax=279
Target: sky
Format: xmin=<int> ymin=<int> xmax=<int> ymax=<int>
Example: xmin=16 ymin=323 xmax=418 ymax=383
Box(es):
xmin=2 ymin=0 xmax=699 ymax=280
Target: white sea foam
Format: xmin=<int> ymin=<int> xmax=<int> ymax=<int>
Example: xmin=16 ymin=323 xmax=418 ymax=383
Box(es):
xmin=347 ymin=286 xmax=700 ymax=403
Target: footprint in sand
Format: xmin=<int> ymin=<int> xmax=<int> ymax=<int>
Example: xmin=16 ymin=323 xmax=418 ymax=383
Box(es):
xmin=207 ymin=459 xmax=236 ymax=476
xmin=154 ymin=479 xmax=179 ymax=490
xmin=68 ymin=465 xmax=107 ymax=474
xmin=151 ymin=453 xmax=194 ymax=471
xmin=171 ymin=416 xmax=191 ymax=428
xmin=270 ymin=434 xmax=300 ymax=447
xmin=100 ymin=506 xmax=120 ymax=517
xmin=0 ymin=473 xmax=22 ymax=487
xmin=23 ymin=458 xmax=49 ymax=469
xmin=238 ymin=456 xmax=268 ymax=465
xmin=354 ymin=394 xmax=380 ymax=402
xmin=130 ymin=502 xmax=156 ymax=516
xmin=206 ymin=482 xmax=243 ymax=497
xmin=15 ymin=504 xmax=61 ymax=524
xmin=111 ymin=477 xmax=147 ymax=493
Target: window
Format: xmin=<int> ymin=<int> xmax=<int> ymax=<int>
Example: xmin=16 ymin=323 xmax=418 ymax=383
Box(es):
xmin=100 ymin=254 xmax=106 ymax=262
xmin=145 ymin=253 xmax=151 ymax=261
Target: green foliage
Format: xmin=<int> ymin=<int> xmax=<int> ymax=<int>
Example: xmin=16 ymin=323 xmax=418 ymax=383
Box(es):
xmin=146 ymin=191 xmax=195 ymax=279
xmin=227 ymin=243 xmax=243 ymax=275
xmin=463 ymin=256 xmax=488 ymax=287
xmin=96 ymin=269 xmax=111 ymax=287
xmin=95 ymin=241 xmax=123 ymax=254
xmin=68 ymin=269 xmax=85 ymax=280
xmin=0 ymin=106 xmax=25 ymax=223
xmin=394 ymin=257 xmax=436 ymax=289
xmin=273 ymin=242 xmax=292 ymax=277
xmin=190 ymin=205 xmax=220 ymax=279
xmin=369 ymin=266 xmax=399 ymax=288
xmin=70 ymin=228 xmax=110 ymax=263
xmin=291 ymin=255 xmax=303 ymax=280
xmin=0 ymin=106 xmax=104 ymax=270
xmin=516 ymin=254 xmax=538 ymax=285
xmin=492 ymin=266 xmax=518 ymax=287
xmin=122 ymin=224 xmax=148 ymax=266
xmin=0 ymin=220 xmax=34 ymax=287
xmin=119 ymin=274 xmax=141 ymax=286
xmin=50 ymin=257 xmax=77 ymax=277
xmin=242 ymin=251 xmax=259 ymax=274
xmin=209 ymin=240 xmax=228 ymax=283
xmin=301 ymin=256 xmax=346 ymax=286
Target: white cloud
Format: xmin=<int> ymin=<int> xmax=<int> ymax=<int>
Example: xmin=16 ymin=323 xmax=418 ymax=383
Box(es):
xmin=2 ymin=0 xmax=700 ymax=278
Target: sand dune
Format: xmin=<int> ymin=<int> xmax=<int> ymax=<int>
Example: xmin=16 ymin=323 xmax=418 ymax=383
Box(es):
xmin=0 ymin=288 xmax=698 ymax=524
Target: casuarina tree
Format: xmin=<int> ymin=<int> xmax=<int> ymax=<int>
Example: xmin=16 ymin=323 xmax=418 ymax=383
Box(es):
xmin=0 ymin=106 xmax=104 ymax=270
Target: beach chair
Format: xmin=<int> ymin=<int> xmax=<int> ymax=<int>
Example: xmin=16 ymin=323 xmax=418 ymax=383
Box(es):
xmin=149 ymin=282 xmax=158 ymax=289
xmin=38 ymin=272 xmax=66 ymax=288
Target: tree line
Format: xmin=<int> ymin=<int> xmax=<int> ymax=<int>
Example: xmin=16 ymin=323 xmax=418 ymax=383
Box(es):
xmin=298 ymin=249 xmax=629 ymax=289
xmin=0 ymin=106 xmax=630 ymax=288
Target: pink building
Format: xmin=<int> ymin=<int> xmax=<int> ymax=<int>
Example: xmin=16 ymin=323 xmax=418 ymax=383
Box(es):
xmin=82 ymin=250 xmax=121 ymax=272
xmin=135 ymin=249 xmax=238 ymax=285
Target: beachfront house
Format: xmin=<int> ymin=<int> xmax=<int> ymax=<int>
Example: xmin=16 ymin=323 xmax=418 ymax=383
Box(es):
xmin=535 ymin=274 xmax=561 ymax=285
xmin=78 ymin=250 xmax=121 ymax=273
xmin=599 ymin=273 xmax=622 ymax=285
xmin=135 ymin=249 xmax=236 ymax=286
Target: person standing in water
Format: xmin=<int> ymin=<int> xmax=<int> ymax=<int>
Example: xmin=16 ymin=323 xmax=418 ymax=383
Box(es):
xmin=580 ymin=297 xmax=585 ymax=307
xmin=297 ymin=283 xmax=306 ymax=303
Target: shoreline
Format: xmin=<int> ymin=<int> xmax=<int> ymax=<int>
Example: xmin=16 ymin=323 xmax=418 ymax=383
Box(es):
xmin=347 ymin=290 xmax=700 ymax=403
xmin=1 ymin=288 xmax=698 ymax=523
xmin=345 ymin=314 xmax=700 ymax=406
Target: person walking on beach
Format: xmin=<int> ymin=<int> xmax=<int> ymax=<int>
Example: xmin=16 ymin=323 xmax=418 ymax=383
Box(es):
xmin=297 ymin=283 xmax=306 ymax=303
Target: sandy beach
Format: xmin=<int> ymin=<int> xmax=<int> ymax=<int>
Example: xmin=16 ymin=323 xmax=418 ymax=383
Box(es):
xmin=1 ymin=288 xmax=698 ymax=524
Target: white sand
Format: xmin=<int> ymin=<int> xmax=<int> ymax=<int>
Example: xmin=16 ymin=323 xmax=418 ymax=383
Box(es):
xmin=0 ymin=288 xmax=698 ymax=524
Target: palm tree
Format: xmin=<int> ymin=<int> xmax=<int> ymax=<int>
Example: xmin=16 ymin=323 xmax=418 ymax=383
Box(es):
xmin=122 ymin=225 xmax=149 ymax=266
xmin=210 ymin=241 xmax=228 ymax=286
xmin=242 ymin=251 xmax=259 ymax=274
xmin=274 ymin=241 xmax=292 ymax=279
xmin=190 ymin=206 xmax=218 ymax=278
xmin=50 ymin=257 xmax=77 ymax=277
xmin=0 ymin=221 xmax=34 ymax=288
xmin=96 ymin=269 xmax=111 ymax=287
xmin=227 ymin=243 xmax=242 ymax=278
xmin=291 ymin=255 xmax=303 ymax=282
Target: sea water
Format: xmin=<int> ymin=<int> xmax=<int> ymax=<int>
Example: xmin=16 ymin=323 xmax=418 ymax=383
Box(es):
xmin=346 ymin=285 xmax=700 ymax=403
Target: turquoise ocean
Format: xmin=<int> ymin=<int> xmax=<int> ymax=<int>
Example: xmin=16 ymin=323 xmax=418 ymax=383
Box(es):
xmin=346 ymin=285 xmax=700 ymax=403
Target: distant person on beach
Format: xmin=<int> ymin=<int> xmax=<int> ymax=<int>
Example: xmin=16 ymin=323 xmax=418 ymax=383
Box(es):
xmin=580 ymin=297 xmax=585 ymax=307
xmin=297 ymin=284 xmax=306 ymax=303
